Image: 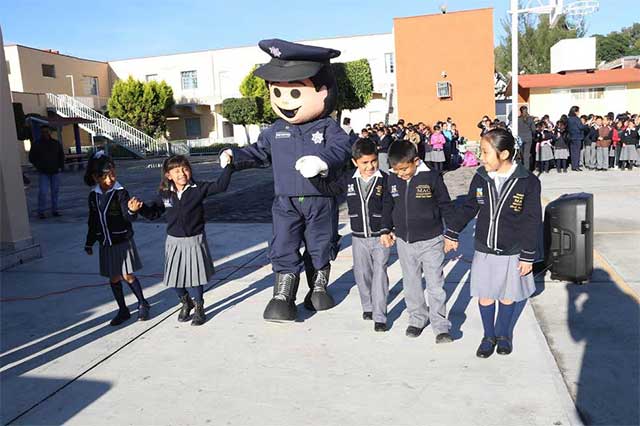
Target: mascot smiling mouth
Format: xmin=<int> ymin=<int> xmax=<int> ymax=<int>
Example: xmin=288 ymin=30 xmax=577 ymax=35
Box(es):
xmin=276 ymin=106 xmax=300 ymax=119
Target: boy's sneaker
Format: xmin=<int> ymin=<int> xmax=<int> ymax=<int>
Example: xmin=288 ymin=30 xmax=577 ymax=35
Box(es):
xmin=374 ymin=322 xmax=387 ymax=332
xmin=362 ymin=311 xmax=373 ymax=321
xmin=435 ymin=332 xmax=453 ymax=344
xmin=405 ymin=325 xmax=424 ymax=338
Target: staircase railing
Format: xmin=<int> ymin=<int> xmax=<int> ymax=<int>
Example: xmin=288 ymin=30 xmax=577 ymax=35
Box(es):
xmin=46 ymin=93 xmax=168 ymax=157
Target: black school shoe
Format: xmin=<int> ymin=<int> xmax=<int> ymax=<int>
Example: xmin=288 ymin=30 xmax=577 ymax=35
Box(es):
xmin=374 ymin=322 xmax=387 ymax=332
xmin=110 ymin=309 xmax=131 ymax=326
xmin=435 ymin=332 xmax=453 ymax=344
xmin=191 ymin=301 xmax=206 ymax=326
xmin=138 ymin=301 xmax=150 ymax=321
xmin=362 ymin=311 xmax=373 ymax=321
xmin=476 ymin=337 xmax=497 ymax=358
xmin=177 ymin=293 xmax=195 ymax=322
xmin=405 ymin=325 xmax=424 ymax=338
xmin=496 ymin=336 xmax=513 ymax=355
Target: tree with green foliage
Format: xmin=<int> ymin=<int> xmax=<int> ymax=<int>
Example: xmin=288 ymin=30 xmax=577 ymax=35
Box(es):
xmin=107 ymin=76 xmax=175 ymax=138
xmin=239 ymin=66 xmax=278 ymax=123
xmin=332 ymin=59 xmax=373 ymax=123
xmin=595 ymin=23 xmax=640 ymax=63
xmin=221 ymin=97 xmax=264 ymax=141
xmin=494 ymin=14 xmax=585 ymax=75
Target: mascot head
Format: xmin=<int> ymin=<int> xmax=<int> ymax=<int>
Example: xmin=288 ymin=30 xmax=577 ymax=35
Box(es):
xmin=253 ymin=39 xmax=340 ymax=125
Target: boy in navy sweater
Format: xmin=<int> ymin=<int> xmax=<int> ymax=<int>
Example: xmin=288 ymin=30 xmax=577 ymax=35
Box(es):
xmin=308 ymin=138 xmax=392 ymax=332
xmin=381 ymin=140 xmax=455 ymax=343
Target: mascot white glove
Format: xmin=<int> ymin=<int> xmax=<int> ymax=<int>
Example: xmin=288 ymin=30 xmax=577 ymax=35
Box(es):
xmin=295 ymin=155 xmax=329 ymax=178
xmin=219 ymin=149 xmax=233 ymax=168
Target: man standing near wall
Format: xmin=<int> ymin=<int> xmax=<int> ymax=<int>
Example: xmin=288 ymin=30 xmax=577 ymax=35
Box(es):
xmin=28 ymin=125 xmax=64 ymax=218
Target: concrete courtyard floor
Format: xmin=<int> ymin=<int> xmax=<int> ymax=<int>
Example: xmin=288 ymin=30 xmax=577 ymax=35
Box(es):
xmin=1 ymin=165 xmax=638 ymax=425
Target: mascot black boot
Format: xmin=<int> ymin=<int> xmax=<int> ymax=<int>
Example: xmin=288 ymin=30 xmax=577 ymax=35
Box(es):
xmin=263 ymin=273 xmax=300 ymax=322
xmin=304 ymin=265 xmax=334 ymax=311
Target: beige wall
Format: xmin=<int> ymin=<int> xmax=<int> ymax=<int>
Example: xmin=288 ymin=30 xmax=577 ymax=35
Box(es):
xmin=628 ymin=82 xmax=640 ymax=113
xmin=529 ymin=83 xmax=640 ymax=122
xmin=11 ymin=91 xmax=93 ymax=162
xmin=5 ymin=45 xmax=23 ymax=92
xmin=6 ymin=45 xmax=110 ymax=108
xmin=166 ymin=107 xmax=216 ymax=141
xmin=0 ymin=28 xmax=33 ymax=249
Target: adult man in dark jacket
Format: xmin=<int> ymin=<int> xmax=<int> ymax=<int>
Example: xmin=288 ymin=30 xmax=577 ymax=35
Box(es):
xmin=567 ymin=105 xmax=588 ymax=171
xmin=517 ymin=106 xmax=536 ymax=170
xmin=28 ymin=125 xmax=64 ymax=218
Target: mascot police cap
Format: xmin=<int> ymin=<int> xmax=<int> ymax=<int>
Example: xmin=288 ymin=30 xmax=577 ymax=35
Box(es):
xmin=254 ymin=39 xmax=341 ymax=82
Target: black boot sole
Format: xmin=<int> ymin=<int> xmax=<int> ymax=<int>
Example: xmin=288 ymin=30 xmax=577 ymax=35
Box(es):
xmin=263 ymin=298 xmax=297 ymax=322
xmin=303 ymin=291 xmax=335 ymax=311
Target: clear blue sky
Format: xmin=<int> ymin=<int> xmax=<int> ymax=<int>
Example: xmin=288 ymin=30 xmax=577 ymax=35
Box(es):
xmin=0 ymin=0 xmax=635 ymax=61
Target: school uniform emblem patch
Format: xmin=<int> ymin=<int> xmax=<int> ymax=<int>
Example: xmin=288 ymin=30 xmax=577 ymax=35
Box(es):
xmin=163 ymin=198 xmax=173 ymax=208
xmin=347 ymin=184 xmax=356 ymax=196
xmin=510 ymin=193 xmax=524 ymax=212
xmin=376 ymin=185 xmax=383 ymax=197
xmin=415 ymin=184 xmax=432 ymax=199
xmin=311 ymin=131 xmax=324 ymax=144
xmin=476 ymin=187 xmax=485 ymax=204
xmin=391 ymin=184 xmax=399 ymax=197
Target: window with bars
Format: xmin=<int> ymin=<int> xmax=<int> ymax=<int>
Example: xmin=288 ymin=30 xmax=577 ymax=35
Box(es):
xmin=181 ymin=70 xmax=198 ymax=90
xmin=570 ymin=87 xmax=604 ymax=100
xmin=42 ymin=64 xmax=56 ymax=78
xmin=384 ymin=53 xmax=394 ymax=74
xmin=436 ymin=81 xmax=451 ymax=98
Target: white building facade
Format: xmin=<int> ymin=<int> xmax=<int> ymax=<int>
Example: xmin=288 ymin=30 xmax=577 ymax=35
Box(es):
xmin=108 ymin=33 xmax=397 ymax=145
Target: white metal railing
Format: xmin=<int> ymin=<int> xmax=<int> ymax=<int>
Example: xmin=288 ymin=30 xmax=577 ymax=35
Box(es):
xmin=46 ymin=93 xmax=168 ymax=157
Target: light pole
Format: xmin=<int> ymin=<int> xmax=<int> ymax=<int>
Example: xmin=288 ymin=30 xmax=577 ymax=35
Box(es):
xmin=511 ymin=0 xmax=520 ymax=138
xmin=65 ymin=74 xmax=75 ymax=99
xmin=509 ymin=1 xmax=598 ymax=138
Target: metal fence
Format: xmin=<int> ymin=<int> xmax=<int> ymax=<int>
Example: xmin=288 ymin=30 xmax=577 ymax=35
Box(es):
xmin=169 ymin=137 xmax=238 ymax=156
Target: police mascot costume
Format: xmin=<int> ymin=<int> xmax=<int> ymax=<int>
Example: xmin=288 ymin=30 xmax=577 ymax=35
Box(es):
xmin=220 ymin=39 xmax=351 ymax=322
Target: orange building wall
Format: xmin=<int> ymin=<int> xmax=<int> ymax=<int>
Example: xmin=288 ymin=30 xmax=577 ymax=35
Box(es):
xmin=394 ymin=8 xmax=495 ymax=140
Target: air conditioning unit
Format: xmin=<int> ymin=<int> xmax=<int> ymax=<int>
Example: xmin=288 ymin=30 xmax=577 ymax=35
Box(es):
xmin=436 ymin=81 xmax=452 ymax=98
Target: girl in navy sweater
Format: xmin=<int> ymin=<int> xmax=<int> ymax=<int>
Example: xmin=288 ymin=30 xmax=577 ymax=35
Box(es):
xmin=84 ymin=151 xmax=150 ymax=326
xmin=444 ymin=128 xmax=542 ymax=358
xmin=129 ymin=155 xmax=233 ymax=326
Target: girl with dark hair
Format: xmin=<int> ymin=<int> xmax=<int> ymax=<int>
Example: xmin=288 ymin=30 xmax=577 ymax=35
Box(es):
xmin=84 ymin=151 xmax=150 ymax=326
xmin=444 ymin=128 xmax=542 ymax=358
xmin=129 ymin=155 xmax=233 ymax=326
xmin=619 ymin=119 xmax=639 ymax=170
xmin=553 ymin=120 xmax=570 ymax=173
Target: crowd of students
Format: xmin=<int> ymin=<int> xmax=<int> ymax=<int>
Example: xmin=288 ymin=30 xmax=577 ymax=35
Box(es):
xmin=479 ymin=106 xmax=640 ymax=173
xmin=341 ymin=117 xmax=463 ymax=173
